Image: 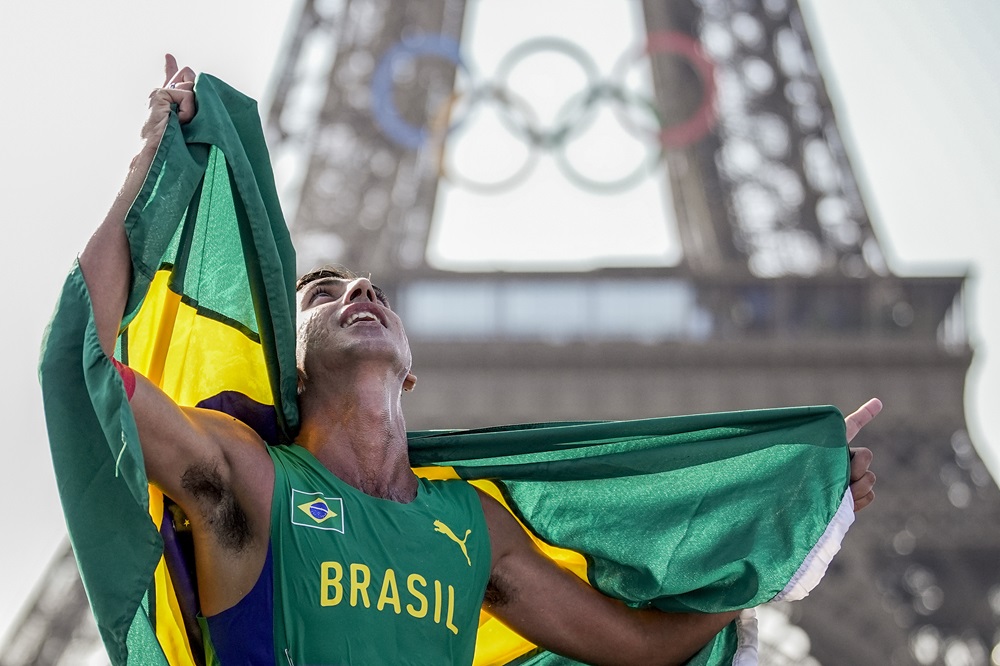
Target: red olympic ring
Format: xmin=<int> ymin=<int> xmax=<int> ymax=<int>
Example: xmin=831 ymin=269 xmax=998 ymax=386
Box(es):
xmin=613 ymin=31 xmax=717 ymax=149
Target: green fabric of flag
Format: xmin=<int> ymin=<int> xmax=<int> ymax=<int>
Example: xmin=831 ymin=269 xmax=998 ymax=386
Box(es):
xmin=411 ymin=407 xmax=850 ymax=611
xmin=409 ymin=408 xmax=852 ymax=665
xmin=39 ymin=74 xmax=853 ymax=666
xmin=40 ymin=74 xmax=299 ymax=665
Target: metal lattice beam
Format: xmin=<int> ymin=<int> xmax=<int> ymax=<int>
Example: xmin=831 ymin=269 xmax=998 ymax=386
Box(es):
xmin=0 ymin=542 xmax=104 ymax=666
xmin=644 ymin=0 xmax=886 ymax=278
xmin=265 ymin=0 xmax=468 ymax=278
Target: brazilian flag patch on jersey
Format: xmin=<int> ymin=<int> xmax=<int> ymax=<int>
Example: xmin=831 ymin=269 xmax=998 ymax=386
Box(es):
xmin=291 ymin=489 xmax=345 ymax=533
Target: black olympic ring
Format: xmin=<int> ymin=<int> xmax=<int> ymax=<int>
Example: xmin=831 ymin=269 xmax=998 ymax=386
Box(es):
xmin=551 ymin=82 xmax=665 ymax=193
xmin=429 ymin=85 xmax=542 ymax=193
xmin=370 ymin=32 xmax=717 ymax=193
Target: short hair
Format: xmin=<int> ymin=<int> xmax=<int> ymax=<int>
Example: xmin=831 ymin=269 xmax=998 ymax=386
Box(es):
xmin=296 ymin=266 xmax=389 ymax=307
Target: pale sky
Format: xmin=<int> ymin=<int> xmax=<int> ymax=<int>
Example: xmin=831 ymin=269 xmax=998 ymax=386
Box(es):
xmin=1 ymin=0 xmax=998 ymax=645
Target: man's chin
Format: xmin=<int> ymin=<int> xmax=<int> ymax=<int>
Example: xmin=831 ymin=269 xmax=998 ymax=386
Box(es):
xmin=330 ymin=338 xmax=410 ymax=369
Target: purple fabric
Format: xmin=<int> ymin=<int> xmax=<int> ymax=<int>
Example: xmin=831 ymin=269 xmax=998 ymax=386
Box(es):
xmin=160 ymin=503 xmax=205 ymax=665
xmin=203 ymin=545 xmax=275 ymax=665
xmin=196 ymin=391 xmax=279 ymax=443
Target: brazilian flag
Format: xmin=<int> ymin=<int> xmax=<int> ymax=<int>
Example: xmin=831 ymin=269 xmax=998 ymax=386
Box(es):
xmin=39 ymin=75 xmax=854 ymax=666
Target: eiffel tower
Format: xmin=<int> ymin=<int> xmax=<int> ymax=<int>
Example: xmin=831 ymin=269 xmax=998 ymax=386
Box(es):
xmin=6 ymin=1 xmax=1000 ymax=664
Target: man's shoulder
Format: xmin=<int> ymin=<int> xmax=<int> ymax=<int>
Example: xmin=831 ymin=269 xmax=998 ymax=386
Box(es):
xmin=418 ymin=474 xmax=480 ymax=496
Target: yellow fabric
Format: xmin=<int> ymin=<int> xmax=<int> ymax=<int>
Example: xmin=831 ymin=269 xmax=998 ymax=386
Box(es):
xmin=148 ymin=489 xmax=196 ymax=664
xmin=126 ymin=271 xmax=271 ymax=409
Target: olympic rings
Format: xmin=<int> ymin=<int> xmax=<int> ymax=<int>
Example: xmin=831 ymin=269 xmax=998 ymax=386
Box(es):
xmin=370 ymin=31 xmax=717 ymax=192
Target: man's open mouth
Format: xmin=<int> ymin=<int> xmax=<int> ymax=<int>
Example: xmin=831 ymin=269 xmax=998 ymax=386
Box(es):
xmin=341 ymin=308 xmax=385 ymax=328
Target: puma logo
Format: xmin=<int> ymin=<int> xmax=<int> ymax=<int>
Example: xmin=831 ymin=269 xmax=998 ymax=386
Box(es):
xmin=433 ymin=520 xmax=472 ymax=566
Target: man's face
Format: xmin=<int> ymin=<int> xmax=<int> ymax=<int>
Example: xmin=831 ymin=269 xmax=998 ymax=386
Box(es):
xmin=295 ymin=276 xmax=413 ymax=386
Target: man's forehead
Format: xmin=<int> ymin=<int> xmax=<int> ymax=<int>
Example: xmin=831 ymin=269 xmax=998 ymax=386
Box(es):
xmin=298 ymin=276 xmax=341 ymax=294
xmin=301 ymin=276 xmax=350 ymax=290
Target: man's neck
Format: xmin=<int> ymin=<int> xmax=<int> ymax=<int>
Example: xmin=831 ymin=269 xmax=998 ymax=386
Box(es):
xmin=296 ymin=371 xmax=417 ymax=503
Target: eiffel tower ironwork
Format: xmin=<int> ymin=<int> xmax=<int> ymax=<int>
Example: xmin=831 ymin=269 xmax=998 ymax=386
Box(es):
xmin=8 ymin=1 xmax=1000 ymax=664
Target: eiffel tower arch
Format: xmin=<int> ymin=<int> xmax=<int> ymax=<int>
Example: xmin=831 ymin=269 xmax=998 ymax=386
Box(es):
xmin=8 ymin=1 xmax=1000 ymax=664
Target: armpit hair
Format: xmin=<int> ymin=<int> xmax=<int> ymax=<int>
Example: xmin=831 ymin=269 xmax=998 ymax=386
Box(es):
xmin=484 ymin=571 xmax=516 ymax=609
xmin=180 ymin=462 xmax=252 ymax=553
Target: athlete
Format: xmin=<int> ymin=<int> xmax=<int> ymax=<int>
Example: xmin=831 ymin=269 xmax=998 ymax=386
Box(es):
xmin=77 ymin=56 xmax=879 ymax=665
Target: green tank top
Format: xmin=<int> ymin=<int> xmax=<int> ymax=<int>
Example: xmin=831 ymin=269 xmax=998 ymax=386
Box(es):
xmin=268 ymin=444 xmax=491 ymax=665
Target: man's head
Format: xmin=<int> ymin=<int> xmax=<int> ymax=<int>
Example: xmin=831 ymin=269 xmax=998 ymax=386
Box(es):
xmin=295 ymin=266 xmax=416 ymax=394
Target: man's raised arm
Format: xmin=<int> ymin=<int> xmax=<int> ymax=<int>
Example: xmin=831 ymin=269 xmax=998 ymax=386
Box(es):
xmin=73 ymin=57 xmax=270 ymax=529
xmin=79 ymin=54 xmax=196 ymax=357
xmin=70 ymin=57 xmax=274 ymax=615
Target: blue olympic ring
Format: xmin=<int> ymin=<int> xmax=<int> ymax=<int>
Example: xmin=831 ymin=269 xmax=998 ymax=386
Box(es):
xmin=370 ymin=34 xmax=467 ymax=151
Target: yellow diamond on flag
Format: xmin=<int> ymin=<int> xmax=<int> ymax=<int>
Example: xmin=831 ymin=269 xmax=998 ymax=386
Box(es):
xmin=298 ymin=498 xmax=337 ymax=524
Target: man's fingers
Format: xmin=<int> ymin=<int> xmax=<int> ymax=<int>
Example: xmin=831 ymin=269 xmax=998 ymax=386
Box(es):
xmin=174 ymin=90 xmax=196 ymax=123
xmin=177 ymin=65 xmax=196 ymax=85
xmin=847 ymin=446 xmax=876 ymax=512
xmin=845 ymin=398 xmax=882 ymax=443
xmin=148 ymin=87 xmax=193 ymax=109
xmin=146 ymin=87 xmax=197 ymax=125
xmin=168 ymin=66 xmax=196 ymax=88
xmin=164 ymin=53 xmax=179 ymax=86
xmin=160 ymin=55 xmax=197 ymax=123
xmin=849 ymin=446 xmax=873 ymax=481
xmin=164 ymin=53 xmax=196 ymax=89
xmin=851 ymin=468 xmax=876 ymax=495
xmin=853 ymin=490 xmax=875 ymax=512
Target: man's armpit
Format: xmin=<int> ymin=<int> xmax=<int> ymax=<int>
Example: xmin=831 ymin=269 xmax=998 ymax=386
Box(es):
xmin=180 ymin=462 xmax=253 ymax=552
xmin=484 ymin=569 xmax=517 ymax=609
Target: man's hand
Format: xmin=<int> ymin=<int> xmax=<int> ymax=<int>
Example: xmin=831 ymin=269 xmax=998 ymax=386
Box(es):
xmin=140 ymin=54 xmax=197 ymax=149
xmin=844 ymin=398 xmax=881 ymax=512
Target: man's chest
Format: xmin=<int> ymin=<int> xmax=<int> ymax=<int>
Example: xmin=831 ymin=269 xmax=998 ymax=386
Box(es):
xmin=267 ymin=470 xmax=490 ymax=664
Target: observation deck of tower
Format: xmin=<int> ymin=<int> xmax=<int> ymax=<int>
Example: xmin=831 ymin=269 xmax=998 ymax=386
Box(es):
xmin=4 ymin=1 xmax=999 ymax=665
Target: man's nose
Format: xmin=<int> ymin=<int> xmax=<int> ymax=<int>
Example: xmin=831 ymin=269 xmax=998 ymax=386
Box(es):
xmin=346 ymin=277 xmax=378 ymax=304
